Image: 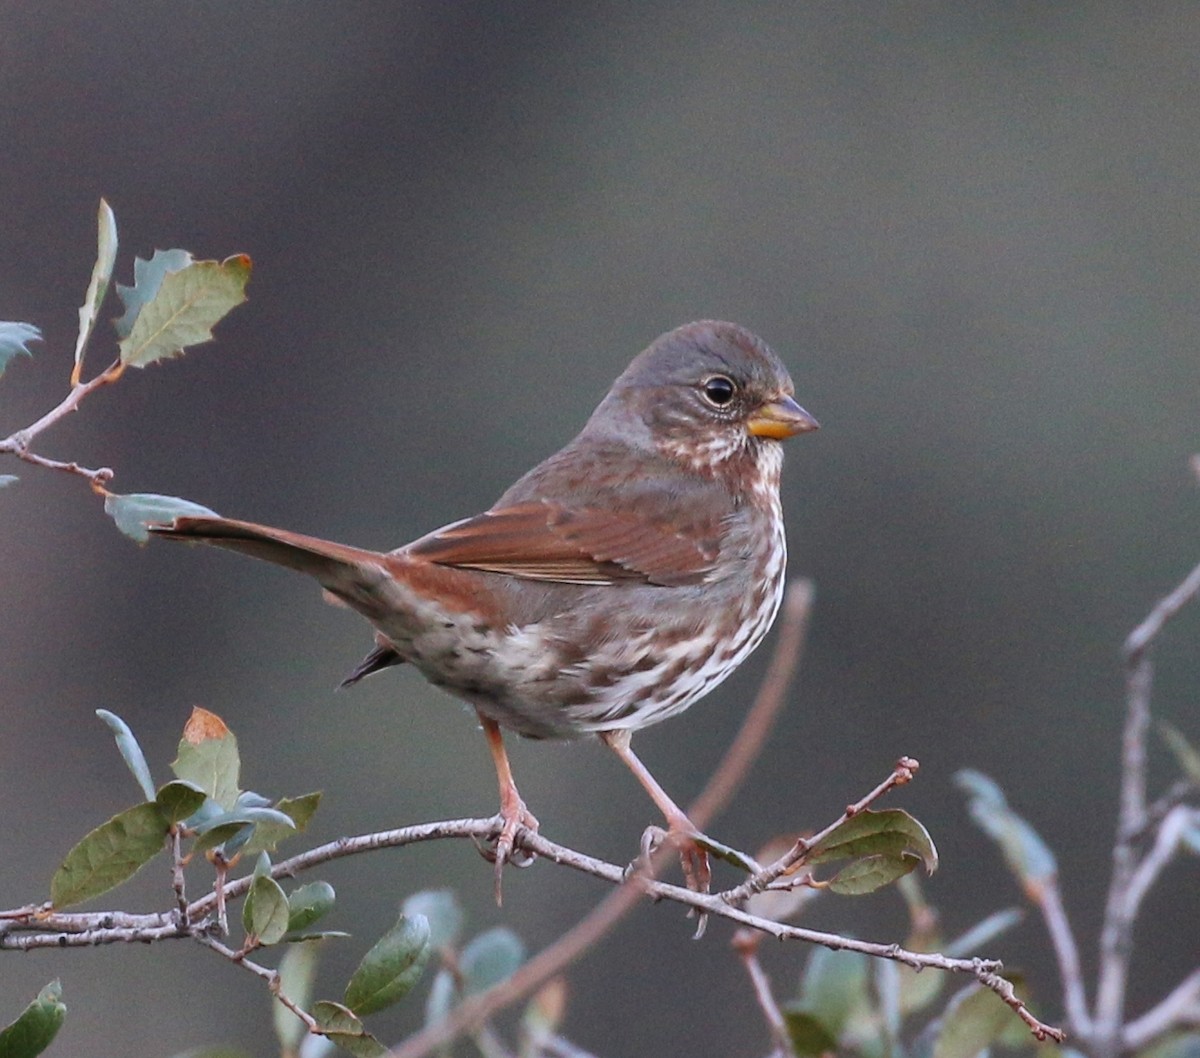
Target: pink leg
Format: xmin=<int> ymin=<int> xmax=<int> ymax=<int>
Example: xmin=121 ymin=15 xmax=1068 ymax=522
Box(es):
xmin=479 ymin=712 xmax=539 ymax=903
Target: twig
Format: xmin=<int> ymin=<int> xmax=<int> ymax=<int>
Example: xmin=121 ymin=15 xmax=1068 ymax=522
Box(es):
xmin=733 ymin=932 xmax=796 ymax=1058
xmin=0 ymin=358 xmax=124 ymax=485
xmin=720 ymin=756 xmax=919 ymax=907
xmin=1095 ymin=559 xmax=1200 ymax=1054
xmin=1036 ymin=879 xmax=1092 ymax=1038
xmin=1124 ymin=967 xmax=1200 ymax=1051
xmin=197 ymin=933 xmax=319 ymax=1034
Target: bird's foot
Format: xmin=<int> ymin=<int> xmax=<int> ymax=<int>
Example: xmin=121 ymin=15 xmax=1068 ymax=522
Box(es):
xmin=478 ymin=796 xmax=540 ymax=904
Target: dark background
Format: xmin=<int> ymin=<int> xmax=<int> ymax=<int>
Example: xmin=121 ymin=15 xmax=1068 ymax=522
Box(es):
xmin=2 ymin=5 xmax=1197 ymax=1056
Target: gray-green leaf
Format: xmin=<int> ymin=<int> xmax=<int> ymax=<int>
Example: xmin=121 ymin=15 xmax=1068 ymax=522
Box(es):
xmin=95 ymin=709 xmax=156 ymax=801
xmin=312 ymin=1001 xmax=387 ymax=1058
xmin=74 ymin=198 xmax=118 ymax=376
xmin=171 ymin=707 xmax=240 ymax=810
xmin=113 ymin=248 xmax=194 ymax=338
xmin=0 ymin=321 xmax=41 ymax=379
xmin=344 ymin=913 xmax=432 ymax=1016
xmin=155 ymin=780 xmax=209 ymax=824
xmin=402 ymin=889 xmax=463 ymax=951
xmin=287 ymin=881 xmax=336 ymax=933
xmin=274 ymin=941 xmax=322 ymax=1054
xmin=105 ymin=491 xmax=220 ymax=544
xmin=243 ymin=873 xmax=290 ymax=945
xmin=0 ymin=981 xmax=66 ymax=1058
xmin=931 ymin=983 xmax=1015 ymax=1058
xmin=50 ymin=802 xmax=168 ymax=907
xmin=460 ymin=927 xmax=525 ymax=996
xmin=955 ymin=769 xmax=1057 ymax=890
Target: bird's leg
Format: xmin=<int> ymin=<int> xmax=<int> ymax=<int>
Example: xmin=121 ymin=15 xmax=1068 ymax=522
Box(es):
xmin=600 ymin=730 xmax=711 ymax=896
xmin=478 ymin=712 xmax=539 ymax=903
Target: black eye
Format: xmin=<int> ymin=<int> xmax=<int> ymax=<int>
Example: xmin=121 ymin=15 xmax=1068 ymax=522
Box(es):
xmin=701 ymin=375 xmax=736 ymax=407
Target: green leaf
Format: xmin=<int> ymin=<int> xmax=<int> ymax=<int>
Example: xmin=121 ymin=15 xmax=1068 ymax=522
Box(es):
xmin=798 ymin=947 xmax=870 ymax=1037
xmin=402 ymin=889 xmax=463 ymax=950
xmin=344 ymin=913 xmax=432 ymax=1017
xmin=50 ymin=801 xmax=168 ymax=907
xmin=811 ymin=808 xmax=939 ymax=874
xmin=0 ymin=981 xmax=66 ymax=1058
xmin=312 ymin=1001 xmax=387 ymax=1058
xmin=241 ymin=791 xmax=322 ymax=856
xmin=274 ymin=940 xmax=322 ymax=1054
xmin=113 ymin=248 xmax=194 ymax=338
xmin=955 ymin=770 xmax=1057 ymax=890
xmin=931 ymin=983 xmax=1015 ymax=1058
xmin=117 ymin=254 xmax=251 ymax=367
xmin=243 ymin=873 xmax=290 ymax=945
xmin=105 ymin=491 xmax=220 ymax=544
xmin=424 ymin=968 xmax=456 ymax=1029
xmin=782 ymin=1008 xmax=840 ymax=1056
xmin=172 ymin=707 xmax=240 ymax=810
xmin=155 ymin=780 xmax=209 ymax=824
xmin=1158 ymin=721 xmax=1200 ymax=785
xmin=828 ymin=852 xmax=920 ymax=895
xmin=287 ymin=881 xmax=336 ymax=933
xmin=95 ymin=709 xmax=156 ymax=801
xmin=0 ymin=475 xmax=17 ymax=488
xmin=283 ymin=929 xmax=350 ymax=943
xmin=460 ymin=927 xmax=525 ymax=996
xmin=74 ymin=198 xmax=118 ymax=377
xmin=0 ymin=322 xmax=41 ymax=379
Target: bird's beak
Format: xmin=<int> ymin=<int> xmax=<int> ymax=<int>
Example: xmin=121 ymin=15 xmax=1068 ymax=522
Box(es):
xmin=746 ymin=395 xmax=820 ymax=439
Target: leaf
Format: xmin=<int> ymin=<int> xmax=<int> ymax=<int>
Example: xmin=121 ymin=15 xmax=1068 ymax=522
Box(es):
xmin=0 ymin=321 xmax=41 ymax=379
xmin=191 ymin=804 xmax=297 ymax=855
xmin=460 ymin=927 xmax=525 ymax=996
xmin=275 ymin=941 xmax=322 ymax=1054
xmin=781 ymin=1009 xmax=840 ymax=1056
xmin=0 ymin=475 xmax=17 ymax=488
xmin=50 ymin=801 xmax=168 ymax=907
xmin=811 ymin=808 xmax=939 ymax=874
xmin=343 ymin=913 xmax=432 ymax=1016
xmin=172 ymin=706 xmax=240 ymax=810
xmin=402 ymin=889 xmax=463 ymax=950
xmin=104 ymin=491 xmax=220 ymax=544
xmin=955 ymin=770 xmax=1057 ymax=892
xmin=155 ymin=780 xmax=208 ymax=824
xmin=424 ymin=968 xmax=456 ymax=1029
xmin=287 ymin=881 xmax=336 ymax=933
xmin=931 ymin=983 xmax=1015 ymax=1058
xmin=113 ymin=248 xmax=194 ymax=339
xmin=117 ymin=254 xmax=251 ymax=367
xmin=311 ymin=1002 xmax=387 ymax=1058
xmin=95 ymin=709 xmax=156 ymax=800
xmin=0 ymin=981 xmax=67 ymax=1058
xmin=1158 ymin=721 xmax=1200 ymax=785
xmin=522 ymin=978 xmax=568 ymax=1043
xmin=243 ymin=873 xmax=290 ymax=945
xmin=944 ymin=908 xmax=1024 ymax=959
xmin=73 ymin=198 xmax=118 ymax=379
xmin=1140 ymin=1032 xmax=1200 ymax=1058
xmin=798 ymin=947 xmax=870 ymax=1037
xmin=828 ymin=852 xmax=921 ymax=895
xmin=241 ymin=791 xmax=322 ymax=856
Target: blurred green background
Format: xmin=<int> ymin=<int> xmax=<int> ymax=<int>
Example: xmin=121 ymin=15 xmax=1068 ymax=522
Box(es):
xmin=2 ymin=4 xmax=1197 ymax=1056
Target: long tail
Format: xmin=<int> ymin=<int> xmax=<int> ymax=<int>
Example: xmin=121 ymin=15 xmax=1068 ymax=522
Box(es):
xmin=150 ymin=515 xmax=393 ymax=606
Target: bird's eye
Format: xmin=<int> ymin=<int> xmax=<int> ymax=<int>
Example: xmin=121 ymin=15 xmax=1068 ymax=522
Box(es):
xmin=701 ymin=375 xmax=736 ymax=407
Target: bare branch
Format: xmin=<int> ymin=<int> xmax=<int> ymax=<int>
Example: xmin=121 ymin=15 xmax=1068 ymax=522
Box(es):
xmin=1036 ymin=879 xmax=1092 ymax=1037
xmin=1125 ymin=967 xmax=1200 ymax=1051
xmin=196 ymin=933 xmax=319 ymax=1035
xmin=734 ymin=932 xmax=797 ymax=1058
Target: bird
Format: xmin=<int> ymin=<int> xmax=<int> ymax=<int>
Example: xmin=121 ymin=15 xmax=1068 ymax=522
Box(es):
xmin=151 ymin=320 xmax=818 ymax=896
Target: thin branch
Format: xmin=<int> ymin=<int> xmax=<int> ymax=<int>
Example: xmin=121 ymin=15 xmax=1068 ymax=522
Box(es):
xmin=1125 ymin=967 xmax=1200 ymax=1051
xmin=720 ymin=756 xmax=919 ymax=907
xmin=196 ymin=933 xmax=319 ymax=1034
xmin=1096 ymin=559 xmax=1200 ymax=1052
xmin=734 ymin=932 xmax=796 ymax=1058
xmin=1036 ymin=879 xmax=1092 ymax=1038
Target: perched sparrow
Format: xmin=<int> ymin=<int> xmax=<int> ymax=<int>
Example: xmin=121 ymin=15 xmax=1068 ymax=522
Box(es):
xmin=153 ymin=321 xmax=817 ymax=895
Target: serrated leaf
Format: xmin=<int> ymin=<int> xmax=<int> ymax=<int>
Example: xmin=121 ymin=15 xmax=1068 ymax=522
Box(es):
xmin=798 ymin=947 xmax=870 ymax=1037
xmin=117 ymin=254 xmax=250 ymax=367
xmin=243 ymin=873 xmax=290 ymax=946
xmin=155 ymin=780 xmax=209 ymax=824
xmin=104 ymin=491 xmax=220 ymax=544
xmin=288 ymin=881 xmax=336 ymax=933
xmin=74 ymin=198 xmax=118 ymax=379
xmin=113 ymin=248 xmax=193 ymax=339
xmin=275 ymin=940 xmax=322 ymax=1054
xmin=0 ymin=980 xmax=66 ymax=1058
xmin=955 ymin=770 xmax=1057 ymax=890
xmin=460 ymin=927 xmax=525 ymax=996
xmin=402 ymin=889 xmax=463 ymax=950
xmin=782 ymin=1008 xmax=840 ymax=1056
xmin=1158 ymin=721 xmax=1200 ymax=785
xmin=931 ymin=983 xmax=1014 ymax=1058
xmin=812 ymin=808 xmax=939 ymax=874
xmin=95 ymin=709 xmax=156 ymax=801
xmin=828 ymin=852 xmax=920 ymax=895
xmin=0 ymin=321 xmax=41 ymax=379
xmin=241 ymin=791 xmax=322 ymax=856
xmin=0 ymin=475 xmax=17 ymax=488
xmin=172 ymin=706 xmax=240 ymax=810
xmin=311 ymin=1002 xmax=387 ymax=1058
xmin=50 ymin=801 xmax=168 ymax=907
xmin=344 ymin=913 xmax=431 ymax=1017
